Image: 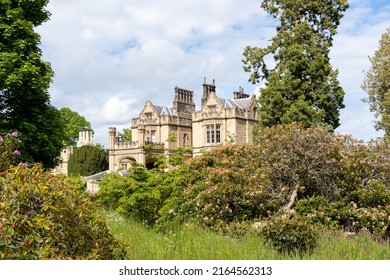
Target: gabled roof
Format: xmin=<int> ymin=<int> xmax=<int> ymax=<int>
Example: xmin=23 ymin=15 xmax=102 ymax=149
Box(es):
xmin=219 ymin=96 xmax=254 ymax=110
xmin=231 ymin=97 xmax=254 ymax=109
xmin=143 ymin=103 xmax=174 ymax=116
xmin=159 ymin=106 xmax=174 ymax=116
xmin=152 ymin=105 xmax=174 ymax=116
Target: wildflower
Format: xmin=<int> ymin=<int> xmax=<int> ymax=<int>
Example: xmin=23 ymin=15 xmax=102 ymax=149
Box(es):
xmin=12 ymin=132 xmax=18 ymax=137
xmin=13 ymin=150 xmax=21 ymax=155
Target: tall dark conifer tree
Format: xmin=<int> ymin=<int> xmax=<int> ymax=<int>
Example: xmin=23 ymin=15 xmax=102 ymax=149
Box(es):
xmin=0 ymin=0 xmax=65 ymax=168
xmin=243 ymin=0 xmax=349 ymax=130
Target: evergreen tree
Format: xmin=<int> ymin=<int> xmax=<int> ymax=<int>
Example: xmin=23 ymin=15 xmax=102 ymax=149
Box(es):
xmin=362 ymin=28 xmax=390 ymax=136
xmin=0 ymin=0 xmax=66 ymax=168
xmin=243 ymin=0 xmax=349 ymax=130
xmin=68 ymin=145 xmax=109 ymax=177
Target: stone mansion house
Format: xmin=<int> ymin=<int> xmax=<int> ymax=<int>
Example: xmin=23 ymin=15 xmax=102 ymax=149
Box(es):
xmin=108 ymin=78 xmax=259 ymax=170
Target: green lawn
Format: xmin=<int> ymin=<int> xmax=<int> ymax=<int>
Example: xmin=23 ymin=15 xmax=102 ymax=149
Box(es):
xmin=101 ymin=210 xmax=390 ymax=260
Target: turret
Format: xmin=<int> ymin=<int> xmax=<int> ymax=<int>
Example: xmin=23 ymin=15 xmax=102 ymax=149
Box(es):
xmin=109 ymin=127 xmax=116 ymax=149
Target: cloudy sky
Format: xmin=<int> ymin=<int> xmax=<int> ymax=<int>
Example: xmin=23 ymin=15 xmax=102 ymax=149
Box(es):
xmin=36 ymin=0 xmax=390 ymax=147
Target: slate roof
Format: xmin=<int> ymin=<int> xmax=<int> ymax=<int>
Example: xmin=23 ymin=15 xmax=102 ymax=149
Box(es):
xmin=82 ymin=170 xmax=128 ymax=182
xmin=153 ymin=105 xmax=174 ymax=116
xmin=219 ymin=96 xmax=253 ymax=110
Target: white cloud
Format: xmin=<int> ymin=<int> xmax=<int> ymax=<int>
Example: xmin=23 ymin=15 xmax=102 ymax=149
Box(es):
xmin=99 ymin=96 xmax=135 ymax=123
xmin=36 ymin=0 xmax=390 ymax=146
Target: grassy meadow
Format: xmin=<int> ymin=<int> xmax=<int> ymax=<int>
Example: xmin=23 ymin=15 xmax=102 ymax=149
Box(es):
xmin=100 ymin=209 xmax=390 ymax=260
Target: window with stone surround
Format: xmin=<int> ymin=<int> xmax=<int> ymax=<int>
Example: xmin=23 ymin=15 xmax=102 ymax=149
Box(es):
xmin=206 ymin=124 xmax=221 ymax=144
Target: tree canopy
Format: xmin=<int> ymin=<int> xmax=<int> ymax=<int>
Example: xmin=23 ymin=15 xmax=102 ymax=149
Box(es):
xmin=243 ymin=0 xmax=349 ymax=130
xmin=362 ymin=28 xmax=390 ymax=136
xmin=59 ymin=107 xmax=92 ymax=146
xmin=118 ymin=128 xmax=132 ymax=143
xmin=0 ymin=0 xmax=66 ymax=168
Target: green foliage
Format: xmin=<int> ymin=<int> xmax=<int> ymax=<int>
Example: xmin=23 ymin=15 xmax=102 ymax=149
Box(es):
xmin=167 ymin=146 xmax=193 ymax=167
xmin=0 ymin=164 xmax=125 ymax=259
xmin=103 ymin=209 xmax=390 ymax=260
xmin=243 ymin=0 xmax=349 ymax=129
xmin=96 ymin=123 xmax=390 ymax=242
xmin=96 ymin=173 xmax=136 ymax=211
xmin=166 ymin=134 xmax=177 ymax=143
xmin=118 ymin=128 xmax=132 ymax=142
xmin=362 ymin=28 xmax=390 ymax=136
xmin=260 ymin=213 xmax=318 ymax=255
xmin=157 ymin=145 xmax=281 ymax=232
xmin=295 ymin=197 xmax=390 ymax=238
xmin=0 ymin=0 xmax=66 ymax=168
xmin=59 ymin=107 xmax=92 ymax=146
xmin=68 ymin=145 xmax=108 ymax=176
xmin=0 ymin=132 xmax=23 ymax=172
xmin=64 ymin=176 xmax=87 ymax=194
xmin=97 ymin=164 xmax=177 ymax=226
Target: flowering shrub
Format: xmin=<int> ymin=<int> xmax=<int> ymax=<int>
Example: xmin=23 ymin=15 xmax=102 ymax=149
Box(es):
xmin=0 ymin=132 xmax=23 ymax=172
xmin=0 ymin=164 xmax=126 ymax=259
xmin=0 ymin=134 xmax=125 ymax=259
xmin=295 ymin=195 xmax=390 ymax=238
xmin=260 ymin=212 xmax=318 ymax=255
xmin=158 ymin=145 xmax=287 ymax=232
xmin=96 ymin=123 xmax=390 ymax=242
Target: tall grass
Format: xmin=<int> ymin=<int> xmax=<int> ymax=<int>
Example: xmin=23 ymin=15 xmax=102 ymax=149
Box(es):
xmin=101 ymin=210 xmax=390 ymax=260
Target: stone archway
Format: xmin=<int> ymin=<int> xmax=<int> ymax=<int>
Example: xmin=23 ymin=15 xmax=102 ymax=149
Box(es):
xmin=118 ymin=157 xmax=136 ymax=170
xmin=145 ymin=157 xmax=156 ymax=169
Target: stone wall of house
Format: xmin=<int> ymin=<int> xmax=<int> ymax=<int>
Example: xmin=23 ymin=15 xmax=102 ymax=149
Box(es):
xmin=108 ymin=79 xmax=259 ymax=169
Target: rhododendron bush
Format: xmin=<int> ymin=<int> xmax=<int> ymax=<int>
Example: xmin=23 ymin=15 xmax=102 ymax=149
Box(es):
xmin=0 ymin=132 xmax=23 ymax=172
xmin=0 ymin=133 xmax=125 ymax=259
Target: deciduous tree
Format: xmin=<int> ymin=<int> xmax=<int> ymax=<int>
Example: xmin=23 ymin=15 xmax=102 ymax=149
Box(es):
xmin=59 ymin=107 xmax=92 ymax=146
xmin=362 ymin=28 xmax=390 ymax=136
xmin=118 ymin=128 xmax=132 ymax=143
xmin=0 ymin=0 xmax=66 ymax=168
xmin=243 ymin=0 xmax=349 ymax=130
